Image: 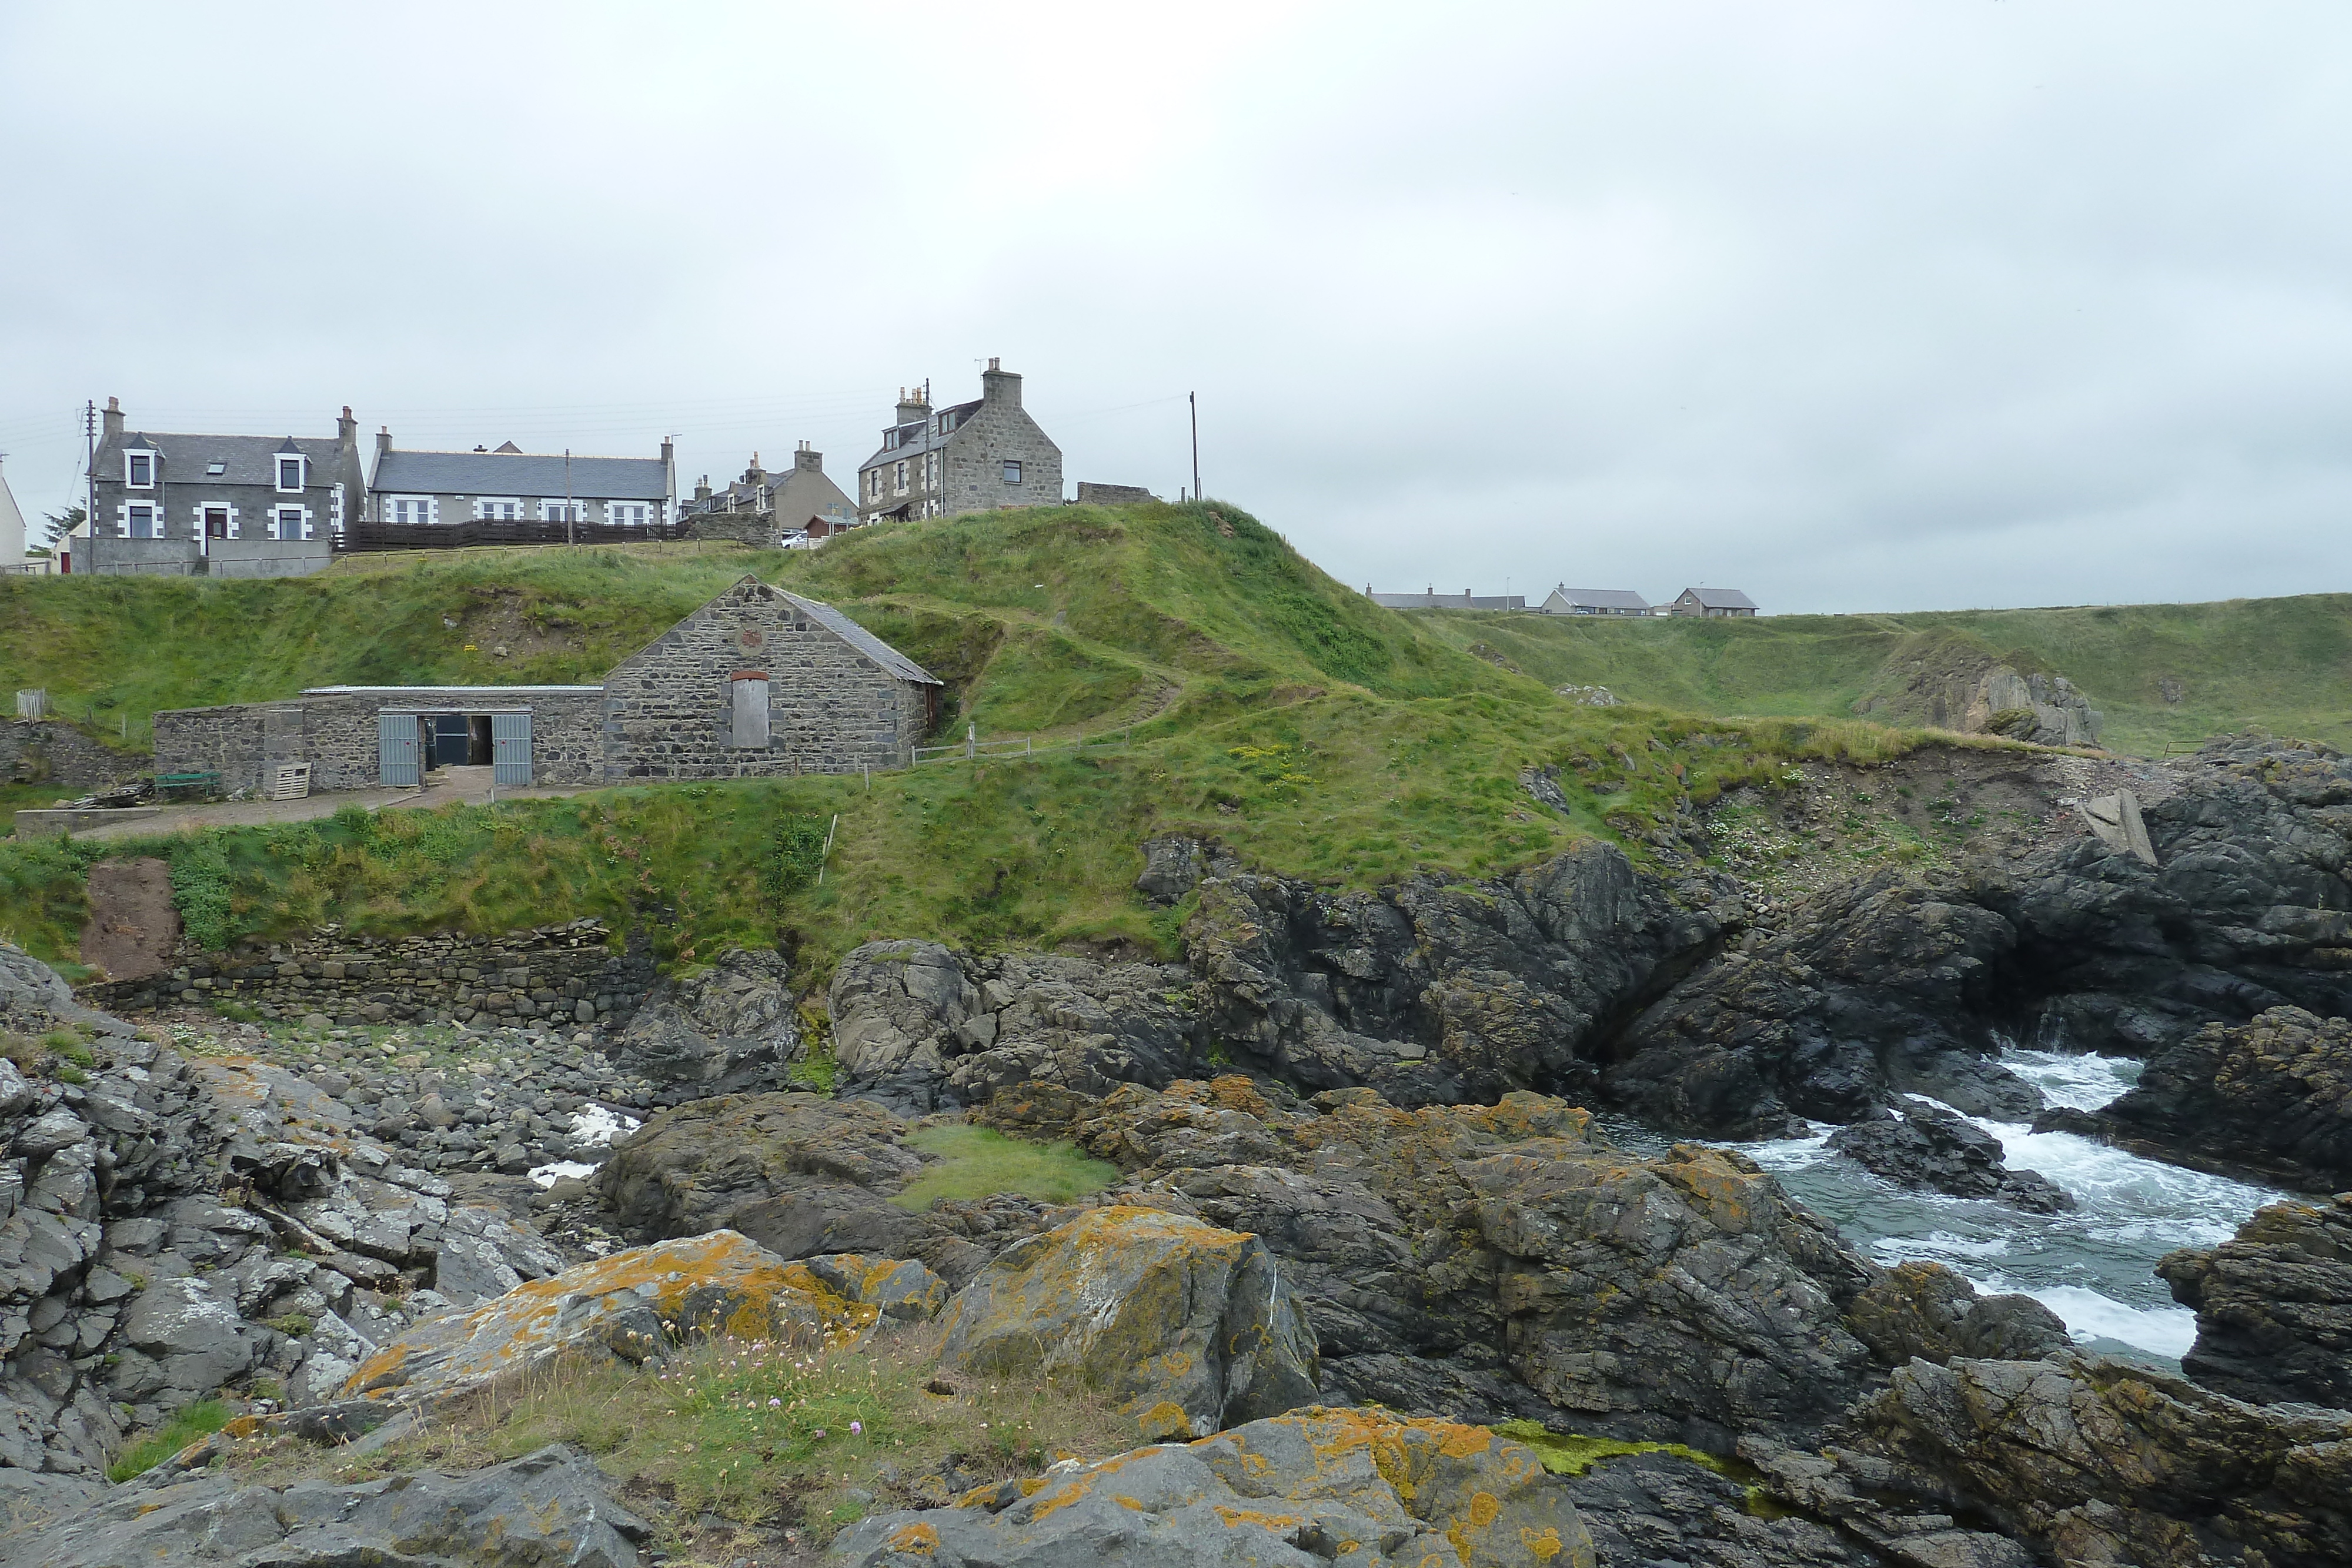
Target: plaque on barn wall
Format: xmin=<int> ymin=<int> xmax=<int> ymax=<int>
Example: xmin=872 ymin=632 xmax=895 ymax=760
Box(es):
xmin=741 ymin=627 xmax=765 ymax=649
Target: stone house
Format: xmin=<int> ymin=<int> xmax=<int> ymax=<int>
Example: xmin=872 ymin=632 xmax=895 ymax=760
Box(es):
xmin=681 ymin=444 xmax=858 ymax=546
xmin=1367 ymin=588 xmax=1527 ymax=611
xmin=1668 ymin=587 xmax=1759 ymax=618
xmin=1540 ymin=586 xmax=1652 ymax=617
xmin=153 ymin=577 xmax=939 ymax=792
xmin=82 ymin=397 xmax=363 ymax=577
xmin=365 ymin=433 xmax=676 ymax=535
xmin=602 ymin=576 xmax=940 ymax=780
xmin=856 ymin=359 xmax=1063 ymax=525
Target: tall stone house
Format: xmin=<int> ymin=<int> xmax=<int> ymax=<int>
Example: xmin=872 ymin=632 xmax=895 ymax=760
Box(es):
xmin=366 ymin=433 xmax=676 ymax=533
xmin=82 ymin=397 xmax=363 ymax=577
xmin=857 ymin=359 xmax=1063 ymax=526
xmin=681 ymin=444 xmax=858 ymax=545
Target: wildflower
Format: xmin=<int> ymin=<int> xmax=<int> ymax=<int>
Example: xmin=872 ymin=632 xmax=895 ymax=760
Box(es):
xmin=769 ymin=1398 xmax=783 ymax=1408
xmin=849 ymin=1420 xmax=863 ymax=1435
xmin=813 ymin=1428 xmax=828 ymax=1440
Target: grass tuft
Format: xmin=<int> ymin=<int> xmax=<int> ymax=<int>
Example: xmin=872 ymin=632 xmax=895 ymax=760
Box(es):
xmin=893 ymin=1125 xmax=1119 ymax=1210
xmin=108 ymin=1399 xmax=232 ymax=1482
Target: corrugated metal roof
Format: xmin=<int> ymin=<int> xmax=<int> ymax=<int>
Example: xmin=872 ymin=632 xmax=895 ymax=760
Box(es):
xmin=779 ymin=589 xmax=941 ymax=685
xmin=371 ymin=449 xmax=670 ymax=500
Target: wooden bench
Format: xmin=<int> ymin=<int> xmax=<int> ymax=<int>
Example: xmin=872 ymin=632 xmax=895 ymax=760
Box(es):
xmin=155 ymin=771 xmax=222 ymax=801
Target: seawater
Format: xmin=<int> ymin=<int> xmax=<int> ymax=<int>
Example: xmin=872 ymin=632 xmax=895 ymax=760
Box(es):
xmin=1603 ymin=1049 xmax=2290 ymax=1367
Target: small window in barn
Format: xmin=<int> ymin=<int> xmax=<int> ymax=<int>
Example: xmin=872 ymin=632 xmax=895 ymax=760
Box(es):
xmin=1002 ymin=460 xmax=1022 ymax=484
xmin=729 ymin=673 xmax=770 ymax=748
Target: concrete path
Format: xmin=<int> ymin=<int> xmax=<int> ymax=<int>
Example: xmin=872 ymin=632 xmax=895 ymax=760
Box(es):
xmin=68 ymin=766 xmax=593 ymax=842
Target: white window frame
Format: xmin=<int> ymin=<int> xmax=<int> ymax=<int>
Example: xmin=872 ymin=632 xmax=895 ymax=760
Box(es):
xmin=123 ymin=449 xmax=158 ymax=488
xmin=1003 ymin=459 xmax=1023 ymax=484
xmin=540 ymin=498 xmax=586 ymax=523
xmin=116 ymin=502 xmax=163 ymax=539
xmin=383 ymin=495 xmax=439 ymax=525
xmin=609 ymin=501 xmax=650 ymax=527
xmin=474 ymin=497 xmax=524 ymax=521
xmin=270 ymin=504 xmax=315 ymax=541
xmin=275 ymin=453 xmax=308 ymax=493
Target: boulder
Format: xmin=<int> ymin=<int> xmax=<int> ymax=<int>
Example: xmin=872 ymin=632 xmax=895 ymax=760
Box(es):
xmin=938 ymin=1205 xmax=1319 ymax=1440
xmin=1826 ymin=1101 xmax=2074 ymax=1212
xmin=1134 ymin=834 xmax=1239 ymax=905
xmin=1798 ymin=1350 xmax=2352 ymax=1568
xmin=337 ymin=1231 xmax=876 ymax=1407
xmin=828 ymin=941 xmax=975 ymax=1111
xmin=1842 ymin=1260 xmax=2071 ymax=1366
xmin=803 ymin=1253 xmax=949 ymax=1322
xmin=609 ymin=946 xmax=803 ymax=1101
xmin=12 ymin=1443 xmax=647 ymax=1567
xmin=432 ymin=1201 xmax=564 ymax=1308
xmin=118 ymin=1277 xmax=261 ymax=1398
xmin=2159 ymin=1194 xmax=2352 ymax=1410
xmin=830 ymin=1406 xmax=1594 ymax=1568
xmin=2096 ymin=1007 xmax=2352 ymax=1190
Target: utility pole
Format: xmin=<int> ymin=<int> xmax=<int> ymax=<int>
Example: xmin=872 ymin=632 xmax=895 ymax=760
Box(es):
xmin=564 ymin=449 xmax=574 ymax=546
xmin=1189 ymin=392 xmax=1201 ymax=505
xmin=82 ymin=400 xmax=96 ymax=576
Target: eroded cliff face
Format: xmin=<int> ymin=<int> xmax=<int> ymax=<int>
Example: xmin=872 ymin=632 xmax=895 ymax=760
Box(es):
xmin=1850 ymin=629 xmax=2104 ymax=746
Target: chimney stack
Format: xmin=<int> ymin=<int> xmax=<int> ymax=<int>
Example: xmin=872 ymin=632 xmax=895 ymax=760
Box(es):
xmin=338 ymin=405 xmax=358 ymax=447
xmin=101 ymin=396 xmax=124 ymax=444
xmin=694 ymin=475 xmax=711 ymax=502
xmin=375 ymin=424 xmax=393 ymax=460
xmin=660 ymin=436 xmax=674 ymax=465
xmin=895 ymin=386 xmax=931 ymax=427
xmin=794 ymin=441 xmax=822 ymax=473
xmin=980 ymin=357 xmax=1021 ymax=407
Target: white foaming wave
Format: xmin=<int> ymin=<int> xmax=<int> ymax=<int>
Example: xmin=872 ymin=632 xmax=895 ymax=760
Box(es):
xmin=529 ymin=1159 xmax=599 ymax=1189
xmin=571 ymin=1102 xmax=642 ymax=1147
xmin=2004 ymin=1283 xmax=2201 ymax=1360
xmin=1729 ymin=1124 xmax=1835 ymax=1172
xmin=1870 ymin=1230 xmax=2013 ymax=1266
xmin=1999 ymin=1048 xmax=2143 ymax=1112
xmin=1969 ymin=1119 xmax=2281 ymax=1235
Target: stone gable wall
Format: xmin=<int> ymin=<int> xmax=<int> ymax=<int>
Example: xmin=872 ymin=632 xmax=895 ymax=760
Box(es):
xmin=940 ymin=400 xmax=1063 ymax=517
xmin=82 ymin=917 xmax=657 ymax=1029
xmin=602 ymin=581 xmax=926 ymax=780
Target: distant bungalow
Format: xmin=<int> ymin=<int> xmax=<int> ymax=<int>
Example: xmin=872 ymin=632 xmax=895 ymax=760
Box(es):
xmin=1367 ymin=586 xmax=1527 ymax=611
xmin=1668 ymin=587 xmax=1759 ymax=618
xmin=1540 ymin=586 xmax=1651 ymax=617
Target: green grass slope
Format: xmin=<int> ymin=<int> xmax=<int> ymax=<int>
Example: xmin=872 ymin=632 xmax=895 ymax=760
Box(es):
xmin=1418 ymin=595 xmax=2352 ymax=755
xmin=0 ymin=502 xmax=1930 ymax=975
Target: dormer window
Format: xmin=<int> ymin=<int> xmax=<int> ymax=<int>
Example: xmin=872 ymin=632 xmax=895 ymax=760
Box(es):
xmin=125 ymin=451 xmax=155 ymax=487
xmin=276 ymin=455 xmax=306 ymax=492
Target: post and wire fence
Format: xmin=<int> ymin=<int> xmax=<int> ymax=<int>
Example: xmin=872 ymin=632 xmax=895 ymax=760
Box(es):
xmin=911 ymin=723 xmax=1134 ymax=767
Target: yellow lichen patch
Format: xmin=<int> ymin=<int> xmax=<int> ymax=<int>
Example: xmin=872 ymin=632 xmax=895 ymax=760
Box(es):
xmin=1213 ymin=1505 xmax=1305 ymax=1532
xmin=1135 ymin=1400 xmax=1192 ymax=1440
xmin=1522 ymin=1524 xmax=1566 ymax=1560
xmin=219 ymin=1416 xmax=265 ymax=1439
xmin=1438 ymin=1426 xmax=1494 ymax=1460
xmin=1465 ymin=1491 xmax=1501 ymax=1527
xmin=887 ymin=1521 xmax=940 ymax=1554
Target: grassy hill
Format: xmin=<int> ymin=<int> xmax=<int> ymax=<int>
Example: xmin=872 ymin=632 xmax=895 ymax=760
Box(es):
xmin=0 ymin=503 xmax=1919 ymax=975
xmin=1415 ymin=595 xmax=2352 ymax=755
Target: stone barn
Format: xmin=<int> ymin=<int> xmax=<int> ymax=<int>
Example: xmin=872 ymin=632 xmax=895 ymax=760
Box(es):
xmin=601 ymin=577 xmax=940 ymax=781
xmin=151 ymin=577 xmax=940 ymax=793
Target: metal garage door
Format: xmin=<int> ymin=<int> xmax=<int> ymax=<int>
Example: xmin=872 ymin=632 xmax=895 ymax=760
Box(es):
xmin=377 ymin=712 xmax=420 ymax=787
xmin=492 ymin=711 xmax=533 ymax=787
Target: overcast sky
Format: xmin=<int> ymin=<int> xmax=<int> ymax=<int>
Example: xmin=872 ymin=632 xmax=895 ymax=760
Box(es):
xmin=4 ymin=2 xmax=2347 ymax=614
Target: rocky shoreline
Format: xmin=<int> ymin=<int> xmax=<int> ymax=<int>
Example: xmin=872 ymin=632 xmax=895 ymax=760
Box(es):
xmin=4 ymin=732 xmax=2351 ymax=1566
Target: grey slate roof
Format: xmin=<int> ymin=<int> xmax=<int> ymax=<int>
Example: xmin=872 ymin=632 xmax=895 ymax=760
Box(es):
xmin=119 ymin=432 xmax=344 ymax=487
xmin=779 ymin=589 xmax=941 ymax=686
xmin=858 ymin=400 xmax=983 ymax=472
xmin=1544 ymin=587 xmax=1651 ymax=612
xmin=1679 ymin=586 xmax=1759 ymax=610
xmin=1369 ymin=590 xmax=1527 ymax=611
xmin=371 ymin=449 xmax=669 ymax=500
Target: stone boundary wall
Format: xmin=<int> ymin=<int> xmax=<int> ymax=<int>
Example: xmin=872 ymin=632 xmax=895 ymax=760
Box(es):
xmin=156 ymin=690 xmax=603 ymax=793
xmin=683 ymin=512 xmax=778 ymax=547
xmin=1 ymin=719 xmax=142 ymax=791
xmin=82 ymin=917 xmax=659 ymax=1029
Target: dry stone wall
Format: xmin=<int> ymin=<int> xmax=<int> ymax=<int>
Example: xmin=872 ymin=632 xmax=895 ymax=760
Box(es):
xmin=82 ymin=918 xmax=657 ymax=1029
xmin=0 ymin=720 xmax=139 ymax=792
xmin=155 ymin=689 xmax=603 ymax=793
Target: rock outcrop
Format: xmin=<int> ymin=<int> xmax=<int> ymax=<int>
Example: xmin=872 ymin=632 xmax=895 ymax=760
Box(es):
xmin=1826 ymin=1101 xmax=2074 ymax=1212
xmin=1841 ymin=1260 xmax=2071 ymax=1367
xmin=938 ymin=1205 xmax=1319 ymax=1440
xmin=2159 ymin=1195 xmax=2352 ymax=1410
xmin=830 ymin=941 xmax=1204 ymax=1114
xmin=831 ymin=1406 xmax=1595 ymax=1568
xmin=609 ymin=946 xmax=804 ymax=1102
xmin=1778 ymin=1350 xmax=2352 ymax=1568
xmin=981 ymin=1078 xmax=1883 ymax=1445
xmin=10 ymin=1443 xmax=648 ymax=1568
xmin=593 ymin=1091 xmax=1068 ymax=1287
xmin=2093 ymin=1006 xmax=2352 ymax=1189
xmin=1852 ymin=630 xmax=2103 ymax=746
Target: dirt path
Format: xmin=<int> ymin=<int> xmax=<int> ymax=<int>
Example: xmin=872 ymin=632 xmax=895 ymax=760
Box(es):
xmin=69 ymin=765 xmax=593 ymax=841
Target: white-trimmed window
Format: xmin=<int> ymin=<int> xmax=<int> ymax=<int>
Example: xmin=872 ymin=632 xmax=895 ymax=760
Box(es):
xmin=124 ymin=450 xmax=156 ymax=487
xmin=270 ymin=505 xmax=314 ymax=541
xmin=385 ymin=496 xmax=437 ymax=524
xmin=609 ymin=502 xmax=650 ymax=527
xmin=198 ymin=504 xmax=237 ymax=540
xmin=118 ymin=503 xmax=162 ymax=539
xmin=475 ymin=498 xmax=523 ymax=520
xmin=542 ymin=499 xmax=586 ymax=523
xmin=276 ymin=454 xmax=307 ymax=492
xmin=893 ymin=460 xmax=908 ymax=494
xmin=864 ymin=469 xmax=880 ymax=500
xmin=1002 ymin=459 xmax=1023 ymax=484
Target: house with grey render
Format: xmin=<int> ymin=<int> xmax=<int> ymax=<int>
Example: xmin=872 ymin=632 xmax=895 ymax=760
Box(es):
xmin=682 ymin=443 xmax=858 ymax=546
xmin=1541 ymin=586 xmax=1652 ymax=616
xmin=1668 ymin=586 xmax=1759 ymax=618
xmin=363 ymin=432 xmax=676 ymax=541
xmin=857 ymin=359 xmax=1063 ymax=525
xmin=81 ymin=397 xmax=362 ymax=577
